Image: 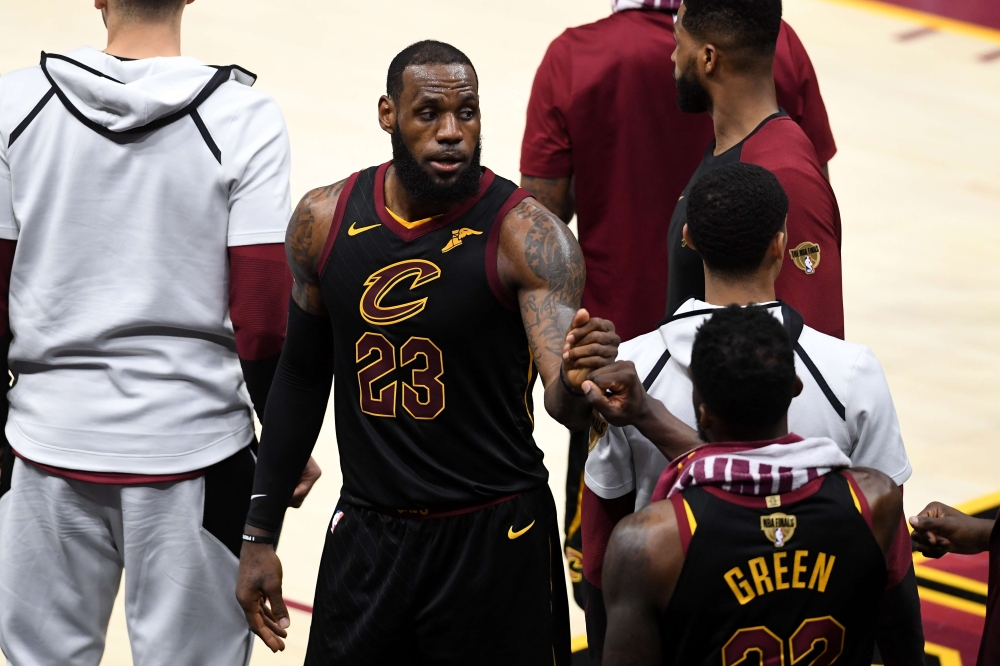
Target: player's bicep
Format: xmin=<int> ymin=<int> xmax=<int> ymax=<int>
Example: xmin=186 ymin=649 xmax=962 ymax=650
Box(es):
xmin=503 ymin=198 xmax=585 ymax=384
xmin=285 ymin=182 xmax=345 ymax=315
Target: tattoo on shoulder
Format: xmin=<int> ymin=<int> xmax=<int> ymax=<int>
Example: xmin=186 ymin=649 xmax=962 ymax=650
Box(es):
xmin=286 ymin=181 xmax=345 ymax=280
xmin=513 ymin=200 xmax=585 ymax=360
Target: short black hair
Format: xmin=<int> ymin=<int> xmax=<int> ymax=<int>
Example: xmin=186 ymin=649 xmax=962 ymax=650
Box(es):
xmin=681 ymin=0 xmax=783 ymax=63
xmin=691 ymin=305 xmax=796 ymax=429
xmin=387 ymin=40 xmax=477 ymax=103
xmin=686 ymin=162 xmax=789 ymax=278
xmin=115 ymin=0 xmax=186 ymax=21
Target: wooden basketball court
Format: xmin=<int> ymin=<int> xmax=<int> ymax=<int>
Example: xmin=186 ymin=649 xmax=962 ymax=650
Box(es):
xmin=2 ymin=0 xmax=999 ymax=662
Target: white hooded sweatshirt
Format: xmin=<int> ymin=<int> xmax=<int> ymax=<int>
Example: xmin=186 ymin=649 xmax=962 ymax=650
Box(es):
xmin=0 ymin=48 xmax=290 ymax=474
xmin=585 ymin=299 xmax=912 ymax=510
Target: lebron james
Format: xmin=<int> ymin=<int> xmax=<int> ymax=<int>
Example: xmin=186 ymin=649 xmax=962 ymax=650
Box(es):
xmin=236 ymin=40 xmax=617 ymax=665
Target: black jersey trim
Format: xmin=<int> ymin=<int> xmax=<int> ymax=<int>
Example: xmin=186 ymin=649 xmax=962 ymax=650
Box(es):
xmin=190 ymin=110 xmax=221 ymax=163
xmin=39 ymin=52 xmax=236 ymax=139
xmin=318 ymin=170 xmax=361 ymax=277
xmin=486 ymin=188 xmax=531 ymax=312
xmin=8 ymin=87 xmax=56 ymax=148
xmin=795 ymin=342 xmax=847 ymax=420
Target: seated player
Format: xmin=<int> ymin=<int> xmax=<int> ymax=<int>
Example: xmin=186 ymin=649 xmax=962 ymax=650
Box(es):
xmin=580 ymin=163 xmax=921 ymax=661
xmin=910 ymin=502 xmax=1000 ymax=663
xmin=601 ymin=305 xmax=904 ymax=666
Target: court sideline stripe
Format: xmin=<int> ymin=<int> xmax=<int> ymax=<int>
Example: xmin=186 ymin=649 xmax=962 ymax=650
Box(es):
xmin=817 ymin=0 xmax=1000 ymax=46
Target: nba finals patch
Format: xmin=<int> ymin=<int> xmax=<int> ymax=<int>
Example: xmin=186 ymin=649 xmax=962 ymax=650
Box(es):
xmin=589 ymin=411 xmax=610 ymax=452
xmin=761 ymin=513 xmax=797 ymax=547
xmin=441 ymin=228 xmax=483 ymax=253
xmin=790 ymin=242 xmax=821 ymax=275
xmin=330 ymin=510 xmax=345 ymax=534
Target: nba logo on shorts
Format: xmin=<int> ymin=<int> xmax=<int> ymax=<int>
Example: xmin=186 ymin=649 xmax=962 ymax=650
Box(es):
xmin=331 ymin=510 xmax=345 ymax=534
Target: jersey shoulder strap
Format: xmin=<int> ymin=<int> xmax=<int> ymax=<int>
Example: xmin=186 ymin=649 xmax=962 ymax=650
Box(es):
xmin=781 ymin=301 xmax=847 ymax=421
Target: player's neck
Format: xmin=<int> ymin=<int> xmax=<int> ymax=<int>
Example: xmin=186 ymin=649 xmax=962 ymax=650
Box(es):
xmin=384 ymin=166 xmax=459 ymax=222
xmin=703 ymin=269 xmax=776 ymax=307
xmin=704 ymin=417 xmax=789 ymax=444
xmin=105 ymin=17 xmax=184 ymax=59
xmin=709 ymin=73 xmax=779 ymax=155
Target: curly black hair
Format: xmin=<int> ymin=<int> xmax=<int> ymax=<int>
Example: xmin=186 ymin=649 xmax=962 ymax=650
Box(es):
xmin=686 ymin=163 xmax=789 ymax=278
xmin=691 ymin=305 xmax=796 ymax=429
xmin=387 ymin=41 xmax=477 ymax=103
xmin=681 ymin=0 xmax=783 ymax=64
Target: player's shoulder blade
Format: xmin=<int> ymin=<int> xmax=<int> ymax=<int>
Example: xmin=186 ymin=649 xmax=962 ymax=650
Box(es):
xmin=660 ymin=473 xmax=887 ymax=666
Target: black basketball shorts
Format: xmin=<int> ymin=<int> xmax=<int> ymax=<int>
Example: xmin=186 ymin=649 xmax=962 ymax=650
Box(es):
xmin=304 ymin=485 xmax=572 ymax=666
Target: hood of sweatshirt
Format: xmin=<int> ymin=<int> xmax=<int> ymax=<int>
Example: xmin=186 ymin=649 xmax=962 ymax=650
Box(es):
xmin=659 ymin=298 xmax=785 ymax=371
xmin=40 ymin=47 xmax=255 ymax=133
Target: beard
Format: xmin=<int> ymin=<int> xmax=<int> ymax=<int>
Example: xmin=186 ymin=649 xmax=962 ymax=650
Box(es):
xmin=675 ymin=64 xmax=711 ymax=114
xmin=391 ymin=126 xmax=483 ymax=207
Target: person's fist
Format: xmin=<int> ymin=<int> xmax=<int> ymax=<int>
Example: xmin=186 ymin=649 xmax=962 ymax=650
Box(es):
xmin=909 ymin=502 xmax=992 ymax=558
xmin=580 ymin=361 xmax=647 ymax=427
xmin=289 ymin=456 xmax=322 ymax=508
xmin=562 ymin=309 xmax=620 ymax=390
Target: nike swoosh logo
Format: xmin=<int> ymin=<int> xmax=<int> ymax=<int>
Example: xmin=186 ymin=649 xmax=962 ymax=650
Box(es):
xmin=348 ymin=222 xmax=381 ymax=236
xmin=250 ymin=494 xmax=266 ymax=500
xmin=508 ymin=520 xmax=536 ymax=540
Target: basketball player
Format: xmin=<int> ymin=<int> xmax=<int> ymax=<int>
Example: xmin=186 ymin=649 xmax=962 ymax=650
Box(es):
xmin=0 ymin=0 xmax=318 ymax=664
xmin=601 ymin=306 xmax=903 ymax=666
xmin=519 ymin=0 xmax=837 ymax=610
xmin=668 ymin=0 xmax=844 ymax=339
xmin=910 ymin=502 xmax=1000 ymax=663
xmin=580 ymin=164 xmax=922 ymax=662
xmin=236 ymin=41 xmax=617 ymax=665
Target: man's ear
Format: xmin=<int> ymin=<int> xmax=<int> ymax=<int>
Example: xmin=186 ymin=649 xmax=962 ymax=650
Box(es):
xmin=378 ymin=96 xmax=396 ymax=135
xmin=95 ymin=0 xmax=108 ymax=10
xmin=682 ymin=223 xmax=697 ymax=251
xmin=702 ymin=43 xmax=718 ymax=76
xmin=793 ymin=375 xmax=803 ymax=398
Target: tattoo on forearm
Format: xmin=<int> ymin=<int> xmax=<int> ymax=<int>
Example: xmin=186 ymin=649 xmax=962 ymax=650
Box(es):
xmin=515 ymin=201 xmax=585 ymax=361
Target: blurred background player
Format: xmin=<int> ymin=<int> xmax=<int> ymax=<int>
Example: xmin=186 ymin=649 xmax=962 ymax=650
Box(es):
xmin=579 ymin=163 xmax=922 ymax=662
xmin=0 ymin=0 xmax=319 ymax=663
xmin=600 ymin=306 xmax=904 ymax=666
xmin=910 ymin=501 xmax=1000 ymax=664
xmin=519 ymin=0 xmax=837 ymax=607
xmin=235 ymin=41 xmax=618 ymax=665
xmin=667 ymin=0 xmax=844 ymax=339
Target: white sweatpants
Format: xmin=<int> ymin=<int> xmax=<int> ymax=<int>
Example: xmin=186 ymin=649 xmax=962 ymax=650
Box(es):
xmin=0 ymin=459 xmax=253 ymax=666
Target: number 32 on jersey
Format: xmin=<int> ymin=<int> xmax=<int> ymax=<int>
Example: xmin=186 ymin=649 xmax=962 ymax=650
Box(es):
xmin=356 ymin=260 xmax=445 ymax=420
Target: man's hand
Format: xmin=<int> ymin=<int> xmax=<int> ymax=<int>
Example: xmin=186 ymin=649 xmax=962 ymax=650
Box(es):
xmin=289 ymin=456 xmax=322 ymax=508
xmin=236 ymin=531 xmax=290 ymax=652
xmin=562 ymin=309 xmax=620 ymax=389
xmin=910 ymin=502 xmax=993 ymax=558
xmin=580 ymin=361 xmax=648 ymax=427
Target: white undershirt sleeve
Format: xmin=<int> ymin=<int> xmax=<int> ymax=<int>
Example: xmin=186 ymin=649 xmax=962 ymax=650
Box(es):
xmin=846 ymin=346 xmax=912 ymax=484
xmin=584 ymin=424 xmax=637 ymax=499
xmin=224 ymin=95 xmax=291 ymax=248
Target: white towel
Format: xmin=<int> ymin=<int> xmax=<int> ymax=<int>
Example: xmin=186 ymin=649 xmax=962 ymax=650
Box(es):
xmin=611 ymin=0 xmax=681 ymax=13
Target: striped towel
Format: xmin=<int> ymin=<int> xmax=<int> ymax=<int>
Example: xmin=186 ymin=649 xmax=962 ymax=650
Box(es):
xmin=650 ymin=435 xmax=851 ymax=502
xmin=612 ymin=0 xmax=682 ymax=12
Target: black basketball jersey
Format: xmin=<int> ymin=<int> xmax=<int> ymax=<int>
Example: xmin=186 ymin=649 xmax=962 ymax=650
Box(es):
xmin=660 ymin=472 xmax=886 ymax=666
xmin=318 ymin=163 xmax=547 ymax=510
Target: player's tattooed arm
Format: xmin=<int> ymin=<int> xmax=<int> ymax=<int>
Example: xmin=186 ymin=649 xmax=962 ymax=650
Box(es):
xmin=603 ymin=504 xmax=682 ymax=666
xmin=285 ymin=180 xmax=346 ymax=315
xmin=499 ymin=197 xmax=619 ymax=431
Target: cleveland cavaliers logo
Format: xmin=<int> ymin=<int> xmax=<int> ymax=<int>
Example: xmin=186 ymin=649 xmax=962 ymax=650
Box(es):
xmin=761 ymin=513 xmax=797 ymax=547
xmin=360 ymin=260 xmax=442 ymax=325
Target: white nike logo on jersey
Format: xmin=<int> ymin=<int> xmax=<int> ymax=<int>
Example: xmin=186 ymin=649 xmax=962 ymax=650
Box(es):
xmin=250 ymin=494 xmax=266 ymax=500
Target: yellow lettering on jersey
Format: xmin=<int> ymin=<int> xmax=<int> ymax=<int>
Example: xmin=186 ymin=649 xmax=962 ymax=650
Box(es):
xmin=809 ymin=553 xmax=836 ymax=592
xmin=748 ymin=557 xmax=774 ymax=595
xmin=724 ymin=551 xmax=835 ymax=604
xmin=724 ymin=567 xmax=757 ymax=606
xmin=792 ymin=550 xmax=809 ymax=589
xmin=773 ymin=552 xmax=790 ymax=590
